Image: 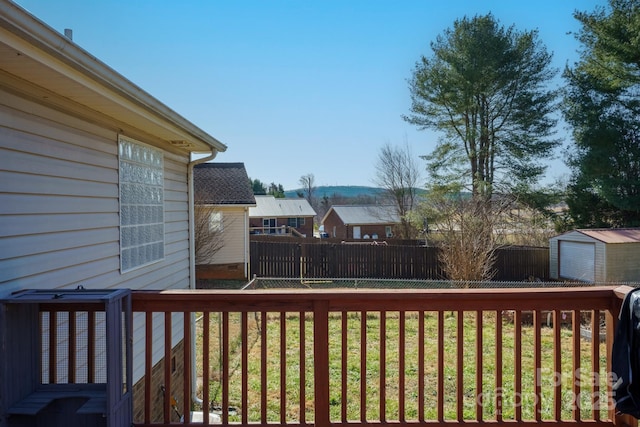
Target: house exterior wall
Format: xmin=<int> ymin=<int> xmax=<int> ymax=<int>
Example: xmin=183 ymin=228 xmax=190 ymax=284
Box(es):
xmin=322 ymin=210 xmax=396 ymax=240
xmin=195 ymin=206 xmax=249 ymax=280
xmin=0 ymin=87 xmax=191 ymax=384
xmin=323 ymin=210 xmax=348 ymax=239
xmin=353 ymin=224 xmax=395 ymax=239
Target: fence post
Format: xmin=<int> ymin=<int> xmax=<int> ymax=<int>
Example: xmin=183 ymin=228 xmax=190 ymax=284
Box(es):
xmin=313 ymin=299 xmax=330 ymax=427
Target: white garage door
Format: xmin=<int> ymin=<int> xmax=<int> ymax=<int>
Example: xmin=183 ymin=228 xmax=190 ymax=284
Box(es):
xmin=559 ymin=241 xmax=595 ymax=282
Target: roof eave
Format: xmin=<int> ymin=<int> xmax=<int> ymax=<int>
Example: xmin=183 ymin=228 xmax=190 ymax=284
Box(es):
xmin=0 ymin=2 xmax=226 ymax=154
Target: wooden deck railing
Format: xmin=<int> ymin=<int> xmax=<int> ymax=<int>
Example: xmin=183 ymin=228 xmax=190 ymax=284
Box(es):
xmin=127 ymin=285 xmax=636 ymax=427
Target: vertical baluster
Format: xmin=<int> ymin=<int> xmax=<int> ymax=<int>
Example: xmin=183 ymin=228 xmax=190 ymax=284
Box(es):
xmin=554 ymin=310 xmax=562 ymax=421
xmin=399 ymin=311 xmax=406 ymax=422
xmin=144 ymin=311 xmax=152 ymax=424
xmin=203 ymin=312 xmax=211 ymax=424
xmin=183 ymin=312 xmax=192 ymax=423
xmin=380 ymin=311 xmax=386 ymax=422
xmin=280 ymin=312 xmax=286 ymax=424
xmin=514 ymin=310 xmax=522 ymax=422
xmin=163 ymin=312 xmax=171 ymax=424
xmin=341 ymin=311 xmax=348 ymax=423
xmin=360 ymin=310 xmax=367 ymax=422
xmin=241 ymin=312 xmax=248 ymax=425
xmin=222 ymin=312 xmax=229 ymax=424
xmin=418 ymin=311 xmax=425 ymax=422
xmin=314 ymin=300 xmax=330 ymax=427
xmin=534 ymin=310 xmax=542 ymax=421
xmin=591 ymin=309 xmax=600 ymax=421
xmin=573 ymin=310 xmax=581 ymax=422
xmin=496 ymin=310 xmax=503 ymax=423
xmin=476 ymin=310 xmax=483 ymax=421
xmin=437 ymin=310 xmax=444 ymax=422
xmin=299 ymin=311 xmax=306 ymax=424
xmin=457 ymin=311 xmax=463 ymax=421
xmin=261 ymin=312 xmax=267 ymax=423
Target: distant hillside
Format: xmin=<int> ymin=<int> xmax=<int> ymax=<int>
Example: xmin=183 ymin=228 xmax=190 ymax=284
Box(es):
xmin=284 ymin=185 xmax=427 ymax=200
xmin=284 ymin=186 xmax=385 ymax=199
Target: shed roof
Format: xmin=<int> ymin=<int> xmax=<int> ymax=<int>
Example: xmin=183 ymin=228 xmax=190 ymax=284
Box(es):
xmin=323 ymin=205 xmax=400 ymax=225
xmin=0 ymin=2 xmax=226 ymax=154
xmin=194 ymin=163 xmax=256 ymax=206
xmin=249 ymin=196 xmax=316 ymax=218
xmin=575 ymin=228 xmax=640 ymax=244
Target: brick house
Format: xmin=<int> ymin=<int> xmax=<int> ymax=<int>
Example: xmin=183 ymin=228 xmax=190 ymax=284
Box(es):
xmin=249 ymin=196 xmax=316 ymax=238
xmin=321 ymin=205 xmax=400 ymax=240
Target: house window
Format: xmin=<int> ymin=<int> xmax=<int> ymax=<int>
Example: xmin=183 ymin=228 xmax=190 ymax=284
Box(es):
xmin=288 ymin=217 xmax=305 ymax=228
xmin=210 ymin=212 xmax=223 ymax=232
xmin=263 ymin=218 xmax=276 ymax=234
xmin=118 ymin=136 xmax=164 ymax=272
xmin=385 ymin=226 xmax=393 ymax=238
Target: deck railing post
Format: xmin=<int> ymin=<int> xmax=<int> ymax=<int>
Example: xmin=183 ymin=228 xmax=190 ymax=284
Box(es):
xmin=313 ymin=299 xmax=330 ymax=427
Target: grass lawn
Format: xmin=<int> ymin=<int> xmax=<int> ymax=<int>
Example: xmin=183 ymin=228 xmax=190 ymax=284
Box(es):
xmin=195 ymin=310 xmax=608 ymax=422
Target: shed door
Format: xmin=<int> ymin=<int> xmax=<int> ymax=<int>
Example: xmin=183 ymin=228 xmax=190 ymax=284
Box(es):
xmin=559 ymin=241 xmax=595 ymax=282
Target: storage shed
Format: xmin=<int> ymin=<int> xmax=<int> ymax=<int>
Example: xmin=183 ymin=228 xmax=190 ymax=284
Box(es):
xmin=549 ymin=228 xmax=640 ymax=283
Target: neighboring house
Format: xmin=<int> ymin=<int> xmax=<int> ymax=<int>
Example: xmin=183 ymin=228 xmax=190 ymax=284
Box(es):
xmin=549 ymin=228 xmax=640 ymax=283
xmin=194 ymin=163 xmax=256 ymax=280
xmin=0 ymin=3 xmax=226 ymax=423
xmin=249 ymin=195 xmax=316 ymax=237
xmin=322 ymin=205 xmax=400 ymax=240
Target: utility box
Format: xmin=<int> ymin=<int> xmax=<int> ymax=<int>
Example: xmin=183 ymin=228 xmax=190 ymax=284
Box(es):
xmin=0 ymin=288 xmax=132 ymax=427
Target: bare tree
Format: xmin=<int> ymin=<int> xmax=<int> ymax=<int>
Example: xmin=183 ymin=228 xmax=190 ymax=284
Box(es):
xmin=422 ymin=193 xmax=515 ymax=282
xmin=194 ymin=206 xmax=224 ymax=265
xmin=373 ymin=142 xmax=422 ymax=239
xmin=299 ymin=173 xmax=316 ymax=206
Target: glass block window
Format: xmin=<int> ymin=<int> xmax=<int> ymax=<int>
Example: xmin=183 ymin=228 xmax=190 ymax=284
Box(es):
xmin=118 ymin=136 xmax=164 ymax=272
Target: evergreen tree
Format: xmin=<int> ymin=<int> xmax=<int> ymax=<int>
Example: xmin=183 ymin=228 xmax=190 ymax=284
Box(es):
xmin=405 ymin=14 xmax=559 ymax=199
xmin=563 ymin=0 xmax=640 ymax=227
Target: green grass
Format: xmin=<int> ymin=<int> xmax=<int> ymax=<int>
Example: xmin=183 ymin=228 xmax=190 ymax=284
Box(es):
xmin=195 ymin=311 xmax=608 ymax=423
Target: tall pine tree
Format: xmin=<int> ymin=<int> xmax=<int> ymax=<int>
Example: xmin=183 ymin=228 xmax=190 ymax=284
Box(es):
xmin=563 ymin=0 xmax=640 ymax=227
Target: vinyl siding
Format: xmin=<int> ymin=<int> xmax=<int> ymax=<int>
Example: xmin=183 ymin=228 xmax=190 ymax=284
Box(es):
xmin=0 ymin=88 xmax=192 ymax=383
xmin=213 ymin=207 xmax=245 ymax=264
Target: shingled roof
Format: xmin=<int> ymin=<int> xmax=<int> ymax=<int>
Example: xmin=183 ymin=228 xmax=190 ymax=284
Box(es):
xmin=194 ymin=163 xmax=256 ymax=205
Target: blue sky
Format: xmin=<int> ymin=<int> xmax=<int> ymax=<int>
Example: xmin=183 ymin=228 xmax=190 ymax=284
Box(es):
xmin=15 ymin=0 xmax=605 ymax=191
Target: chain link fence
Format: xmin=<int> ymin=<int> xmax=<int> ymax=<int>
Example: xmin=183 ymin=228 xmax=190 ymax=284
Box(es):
xmin=241 ymin=277 xmax=632 ymax=290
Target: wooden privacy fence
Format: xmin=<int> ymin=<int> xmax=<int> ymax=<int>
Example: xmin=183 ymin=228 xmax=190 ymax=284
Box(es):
xmin=250 ymin=241 xmax=550 ymax=281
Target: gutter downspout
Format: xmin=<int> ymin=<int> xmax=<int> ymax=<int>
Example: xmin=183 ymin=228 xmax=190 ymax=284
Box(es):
xmin=245 ymin=207 xmax=250 ymax=279
xmin=188 ymin=151 xmax=218 ymax=408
